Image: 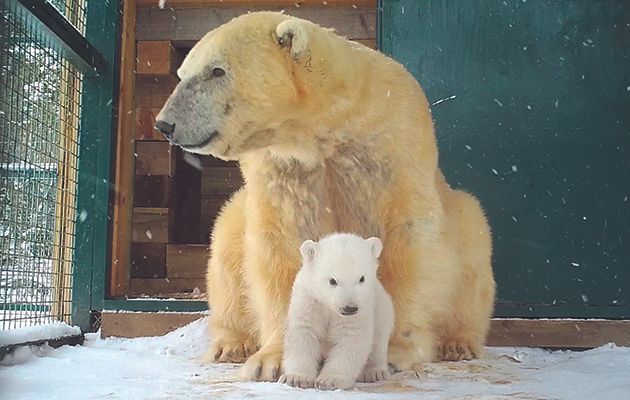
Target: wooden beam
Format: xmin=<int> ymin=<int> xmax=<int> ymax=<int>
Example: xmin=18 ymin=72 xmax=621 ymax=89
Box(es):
xmin=130 ymin=242 xmax=167 ymax=278
xmin=133 ymin=175 xmax=172 ymax=207
xmin=129 ymin=277 xmax=206 ymax=296
xmin=100 ymin=314 xmax=630 ymax=347
xmin=166 ymin=244 xmax=208 ymax=278
xmin=200 ymin=166 xmax=243 ymax=195
xmin=132 ymin=207 xmax=171 ymax=243
xmin=101 ymin=312 xmax=205 ymax=338
xmin=136 ymin=6 xmax=376 ymax=41
xmin=135 ymin=141 xmax=175 ymax=176
xmin=110 ymin=0 xmax=137 ymax=297
xmin=137 ymin=0 xmax=376 ymax=8
xmin=136 ymin=106 xmax=165 ymax=140
xmin=487 ymin=319 xmax=630 ymax=348
xmin=137 ymin=40 xmax=182 ymax=76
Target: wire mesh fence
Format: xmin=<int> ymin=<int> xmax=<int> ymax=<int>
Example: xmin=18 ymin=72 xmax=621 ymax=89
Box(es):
xmin=49 ymin=0 xmax=87 ymax=34
xmin=0 ymin=0 xmax=86 ymax=331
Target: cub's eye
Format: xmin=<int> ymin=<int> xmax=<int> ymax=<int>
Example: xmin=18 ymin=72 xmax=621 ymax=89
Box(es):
xmin=212 ymin=67 xmax=226 ymax=77
xmin=359 ymin=276 xmax=365 ymax=283
xmin=328 ymin=278 xmax=337 ymax=287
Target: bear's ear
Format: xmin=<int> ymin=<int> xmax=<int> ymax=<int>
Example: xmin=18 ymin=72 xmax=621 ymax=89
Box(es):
xmin=366 ymin=237 xmax=383 ymax=260
xmin=275 ymin=19 xmax=308 ymax=61
xmin=300 ymin=239 xmax=318 ymax=263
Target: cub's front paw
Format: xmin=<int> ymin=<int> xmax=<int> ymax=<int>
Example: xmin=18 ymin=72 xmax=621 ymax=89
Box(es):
xmin=314 ymin=374 xmax=354 ymax=391
xmin=357 ymin=366 xmax=389 ymax=383
xmin=278 ymin=373 xmax=315 ymax=389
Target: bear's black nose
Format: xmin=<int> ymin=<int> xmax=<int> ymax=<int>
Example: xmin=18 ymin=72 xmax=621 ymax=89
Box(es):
xmin=155 ymin=120 xmax=175 ymax=139
xmin=341 ymin=306 xmax=358 ymax=316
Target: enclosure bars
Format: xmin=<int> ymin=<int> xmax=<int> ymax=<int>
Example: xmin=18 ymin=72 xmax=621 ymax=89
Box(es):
xmin=0 ymin=0 xmax=118 ymax=332
xmin=1 ymin=0 xmax=86 ymax=329
xmin=8 ymin=0 xmax=104 ymax=75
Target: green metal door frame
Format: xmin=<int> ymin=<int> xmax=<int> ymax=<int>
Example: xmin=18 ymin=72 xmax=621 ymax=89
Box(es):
xmin=67 ymin=0 xmax=207 ymax=325
xmin=71 ymin=0 xmax=120 ymax=331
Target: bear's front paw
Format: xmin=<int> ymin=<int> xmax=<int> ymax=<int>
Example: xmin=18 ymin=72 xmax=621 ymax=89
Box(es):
xmin=314 ymin=374 xmax=354 ymax=391
xmin=438 ymin=340 xmax=482 ymax=361
xmin=357 ymin=366 xmax=389 ymax=383
xmin=278 ymin=373 xmax=315 ymax=389
xmin=205 ymin=335 xmax=258 ymax=363
xmin=240 ymin=348 xmax=282 ymax=382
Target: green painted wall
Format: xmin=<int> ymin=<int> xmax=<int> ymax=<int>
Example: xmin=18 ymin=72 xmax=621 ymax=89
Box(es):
xmin=379 ymin=0 xmax=630 ymax=318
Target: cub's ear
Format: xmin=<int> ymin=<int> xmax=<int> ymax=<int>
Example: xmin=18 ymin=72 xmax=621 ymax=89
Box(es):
xmin=275 ymin=19 xmax=308 ymax=61
xmin=366 ymin=237 xmax=383 ymax=260
xmin=300 ymin=239 xmax=318 ymax=263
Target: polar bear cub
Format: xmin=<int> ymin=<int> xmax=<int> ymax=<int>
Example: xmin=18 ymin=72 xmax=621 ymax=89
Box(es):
xmin=279 ymin=233 xmax=394 ymax=390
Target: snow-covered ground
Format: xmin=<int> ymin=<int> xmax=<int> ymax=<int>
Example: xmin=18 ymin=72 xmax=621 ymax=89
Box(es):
xmin=0 ymin=322 xmax=81 ymax=347
xmin=1 ymin=317 xmax=629 ymax=400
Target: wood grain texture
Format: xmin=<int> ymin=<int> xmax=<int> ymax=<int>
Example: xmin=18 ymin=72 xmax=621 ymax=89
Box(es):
xmin=166 ymin=244 xmax=209 ymax=278
xmin=134 ymin=175 xmax=172 ymax=207
xmin=129 ymin=277 xmax=206 ymax=296
xmin=132 ymin=207 xmax=171 ymax=243
xmin=136 ymin=6 xmax=376 ymax=41
xmin=110 ymin=0 xmax=137 ymax=297
xmin=136 ymin=106 xmax=166 ymax=140
xmin=136 ymin=76 xmax=178 ymax=109
xmin=101 ymin=312 xmax=205 ymax=338
xmin=101 ymin=315 xmax=630 ymax=346
xmin=137 ymin=40 xmax=181 ymax=76
xmin=130 ymin=243 xmax=167 ymax=278
xmin=487 ymin=319 xmax=630 ymax=348
xmin=200 ymin=167 xmax=243 ymax=195
xmin=135 ymin=141 xmax=175 ymax=176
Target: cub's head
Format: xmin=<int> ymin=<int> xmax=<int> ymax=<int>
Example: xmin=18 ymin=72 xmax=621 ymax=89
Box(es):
xmin=300 ymin=233 xmax=383 ymax=317
xmin=155 ymin=12 xmax=349 ymax=160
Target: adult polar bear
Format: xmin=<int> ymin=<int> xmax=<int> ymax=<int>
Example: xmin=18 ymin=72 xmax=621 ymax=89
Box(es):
xmin=155 ymin=12 xmax=495 ymax=381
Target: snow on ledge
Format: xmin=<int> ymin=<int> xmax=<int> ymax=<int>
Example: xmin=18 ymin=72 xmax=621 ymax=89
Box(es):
xmin=0 ymin=322 xmax=81 ymax=347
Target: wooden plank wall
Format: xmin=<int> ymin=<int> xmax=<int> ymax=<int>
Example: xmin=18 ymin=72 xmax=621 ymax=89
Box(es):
xmin=120 ymin=0 xmax=377 ymax=298
xmin=110 ymin=0 xmax=137 ymax=297
xmin=101 ymin=312 xmax=630 ymax=349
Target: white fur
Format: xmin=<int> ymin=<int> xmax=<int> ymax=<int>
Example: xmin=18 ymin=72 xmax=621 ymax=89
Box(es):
xmin=279 ymin=233 xmax=394 ymax=390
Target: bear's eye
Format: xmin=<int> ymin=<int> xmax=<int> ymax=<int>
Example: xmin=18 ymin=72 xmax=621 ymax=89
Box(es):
xmin=328 ymin=278 xmax=337 ymax=287
xmin=212 ymin=67 xmax=226 ymax=77
xmin=359 ymin=276 xmax=365 ymax=283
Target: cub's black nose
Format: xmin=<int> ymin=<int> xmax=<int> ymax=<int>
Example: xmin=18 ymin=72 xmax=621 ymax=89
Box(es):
xmin=155 ymin=120 xmax=175 ymax=139
xmin=341 ymin=306 xmax=358 ymax=316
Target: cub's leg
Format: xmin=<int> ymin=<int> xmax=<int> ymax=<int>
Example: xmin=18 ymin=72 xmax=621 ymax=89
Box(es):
xmin=205 ymin=190 xmax=258 ymax=363
xmin=315 ymin=319 xmax=372 ymax=390
xmin=359 ymin=284 xmax=394 ymax=383
xmin=279 ymin=291 xmax=326 ymax=388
